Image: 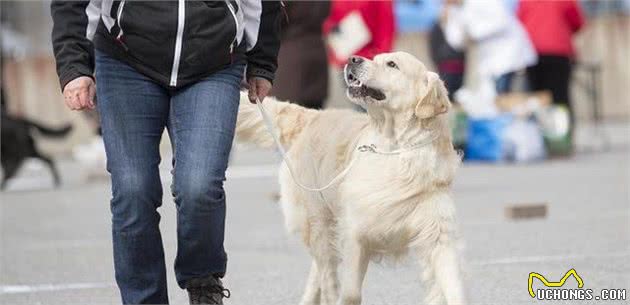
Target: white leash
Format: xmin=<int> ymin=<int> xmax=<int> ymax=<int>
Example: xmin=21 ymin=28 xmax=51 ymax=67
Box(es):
xmin=255 ymin=98 xmax=439 ymax=192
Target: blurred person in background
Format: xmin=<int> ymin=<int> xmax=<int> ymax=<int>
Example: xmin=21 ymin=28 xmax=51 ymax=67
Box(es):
xmin=518 ymin=0 xmax=585 ymax=137
xmin=272 ymin=1 xmax=330 ymax=109
xmin=443 ymin=0 xmax=537 ymax=94
xmin=323 ymin=0 xmax=394 ymax=112
xmin=430 ymin=0 xmax=466 ymax=101
xmin=50 ymin=1 xmax=281 ymax=304
xmin=323 ymin=0 xmax=395 ymax=69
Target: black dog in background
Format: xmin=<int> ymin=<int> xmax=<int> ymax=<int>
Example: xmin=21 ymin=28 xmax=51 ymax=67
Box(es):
xmin=1 ymin=88 xmax=72 ymax=189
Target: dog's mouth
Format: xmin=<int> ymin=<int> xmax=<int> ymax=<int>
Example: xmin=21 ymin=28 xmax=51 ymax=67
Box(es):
xmin=344 ymin=65 xmax=386 ymax=101
xmin=347 ymin=85 xmax=386 ymax=101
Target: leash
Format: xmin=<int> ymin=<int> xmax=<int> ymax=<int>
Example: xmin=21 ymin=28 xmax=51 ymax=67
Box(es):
xmin=254 ymin=98 xmax=439 ymax=192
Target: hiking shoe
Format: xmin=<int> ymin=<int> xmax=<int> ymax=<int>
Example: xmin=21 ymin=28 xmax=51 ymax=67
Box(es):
xmin=186 ymin=275 xmax=230 ymax=305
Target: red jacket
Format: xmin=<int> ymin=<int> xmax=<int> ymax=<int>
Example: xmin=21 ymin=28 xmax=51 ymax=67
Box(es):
xmin=323 ymin=0 xmax=395 ymax=67
xmin=517 ymin=0 xmax=585 ymax=57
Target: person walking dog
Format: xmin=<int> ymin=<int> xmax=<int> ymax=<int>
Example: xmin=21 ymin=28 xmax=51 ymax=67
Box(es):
xmin=51 ymin=1 xmax=281 ymax=304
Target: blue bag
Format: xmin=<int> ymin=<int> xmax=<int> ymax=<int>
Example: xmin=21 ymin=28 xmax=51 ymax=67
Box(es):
xmin=464 ymin=115 xmax=513 ymax=161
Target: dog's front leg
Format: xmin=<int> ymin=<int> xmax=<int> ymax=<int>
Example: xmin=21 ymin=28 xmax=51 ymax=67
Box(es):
xmin=420 ymin=241 xmax=466 ymax=305
xmin=338 ymin=238 xmax=369 ymax=305
xmin=299 ymin=261 xmax=321 ymax=305
xmin=317 ymin=257 xmax=340 ymax=305
xmin=434 ymin=243 xmax=465 ymax=305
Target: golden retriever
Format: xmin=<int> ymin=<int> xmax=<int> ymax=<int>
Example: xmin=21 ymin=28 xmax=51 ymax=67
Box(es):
xmin=236 ymin=52 xmax=465 ymax=305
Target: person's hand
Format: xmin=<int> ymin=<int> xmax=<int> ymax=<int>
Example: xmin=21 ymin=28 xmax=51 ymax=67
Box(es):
xmin=247 ymin=77 xmax=272 ymax=104
xmin=63 ymin=76 xmax=96 ymax=111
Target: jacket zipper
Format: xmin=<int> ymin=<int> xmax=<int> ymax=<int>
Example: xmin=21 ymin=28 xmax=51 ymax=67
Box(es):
xmin=115 ymin=0 xmax=128 ymax=50
xmin=169 ymin=0 xmax=186 ymax=87
xmin=226 ymin=1 xmax=239 ymax=54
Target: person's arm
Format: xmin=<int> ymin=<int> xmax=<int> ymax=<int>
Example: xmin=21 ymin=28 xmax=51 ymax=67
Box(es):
xmin=51 ymin=0 xmax=95 ymax=91
xmin=243 ymin=1 xmax=282 ymax=102
xmin=245 ymin=1 xmax=282 ymax=83
xmin=566 ymin=0 xmax=585 ymax=33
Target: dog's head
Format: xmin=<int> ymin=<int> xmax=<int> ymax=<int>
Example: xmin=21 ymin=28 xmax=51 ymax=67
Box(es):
xmin=344 ymin=52 xmax=451 ymax=120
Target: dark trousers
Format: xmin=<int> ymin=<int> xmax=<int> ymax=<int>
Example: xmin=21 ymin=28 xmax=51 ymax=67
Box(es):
xmin=526 ymin=55 xmax=574 ymax=128
xmin=95 ymin=52 xmax=244 ymax=304
xmin=439 ymin=71 xmax=465 ymax=101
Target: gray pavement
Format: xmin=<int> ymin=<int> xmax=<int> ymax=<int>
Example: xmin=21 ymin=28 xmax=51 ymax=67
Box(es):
xmin=1 ymin=125 xmax=629 ymax=305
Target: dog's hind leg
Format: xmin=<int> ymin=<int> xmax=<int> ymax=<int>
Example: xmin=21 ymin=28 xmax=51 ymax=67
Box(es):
xmin=338 ymin=237 xmax=369 ymax=305
xmin=40 ymin=156 xmax=61 ymax=187
xmin=32 ymin=148 xmax=61 ymax=187
xmin=299 ymin=261 xmax=321 ymax=305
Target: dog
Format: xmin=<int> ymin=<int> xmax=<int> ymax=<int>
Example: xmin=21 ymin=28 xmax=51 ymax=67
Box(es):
xmin=236 ymin=52 xmax=465 ymax=305
xmin=1 ymin=105 xmax=72 ymax=189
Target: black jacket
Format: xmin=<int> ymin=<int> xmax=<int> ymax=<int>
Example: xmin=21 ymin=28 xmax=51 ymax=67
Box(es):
xmin=51 ymin=0 xmax=282 ymax=90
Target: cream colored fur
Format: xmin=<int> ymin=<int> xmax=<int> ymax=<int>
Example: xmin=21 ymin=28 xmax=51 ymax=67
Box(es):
xmin=236 ymin=52 xmax=465 ymax=305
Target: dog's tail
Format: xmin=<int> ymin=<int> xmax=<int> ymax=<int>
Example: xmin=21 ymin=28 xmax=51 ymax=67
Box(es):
xmin=26 ymin=120 xmax=73 ymax=138
xmin=236 ymin=92 xmax=318 ymax=149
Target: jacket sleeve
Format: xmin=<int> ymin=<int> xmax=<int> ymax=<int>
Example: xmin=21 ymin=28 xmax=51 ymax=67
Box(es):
xmin=565 ymin=0 xmax=585 ymax=33
xmin=245 ymin=1 xmax=282 ymax=82
xmin=50 ymin=0 xmax=95 ymax=91
xmin=368 ymin=1 xmax=395 ymax=57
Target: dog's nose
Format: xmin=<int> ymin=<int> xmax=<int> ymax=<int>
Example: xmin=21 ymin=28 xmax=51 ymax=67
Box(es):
xmin=349 ymin=56 xmax=365 ymax=65
xmin=346 ymin=72 xmax=356 ymax=82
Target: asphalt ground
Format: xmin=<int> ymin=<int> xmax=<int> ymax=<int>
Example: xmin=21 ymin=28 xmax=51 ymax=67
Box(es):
xmin=1 ymin=123 xmax=629 ymax=305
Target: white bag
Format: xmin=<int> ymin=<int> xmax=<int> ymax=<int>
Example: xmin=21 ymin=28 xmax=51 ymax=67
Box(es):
xmin=454 ymin=77 xmax=499 ymax=119
xmin=326 ymin=11 xmax=372 ymax=60
xmin=503 ymin=119 xmax=546 ymax=162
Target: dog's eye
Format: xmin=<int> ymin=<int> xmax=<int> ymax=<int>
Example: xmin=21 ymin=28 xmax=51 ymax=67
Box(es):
xmin=387 ymin=61 xmax=398 ymax=69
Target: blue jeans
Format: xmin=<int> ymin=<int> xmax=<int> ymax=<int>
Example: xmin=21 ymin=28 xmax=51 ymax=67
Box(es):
xmin=95 ymin=52 xmax=244 ymax=304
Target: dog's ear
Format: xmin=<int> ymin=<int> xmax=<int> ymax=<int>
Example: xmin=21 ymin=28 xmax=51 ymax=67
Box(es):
xmin=414 ymin=73 xmax=451 ymax=119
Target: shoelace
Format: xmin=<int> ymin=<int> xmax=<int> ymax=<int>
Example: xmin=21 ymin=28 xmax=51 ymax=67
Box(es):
xmin=217 ymin=287 xmax=231 ymax=299
xmin=189 ymin=285 xmax=231 ymax=303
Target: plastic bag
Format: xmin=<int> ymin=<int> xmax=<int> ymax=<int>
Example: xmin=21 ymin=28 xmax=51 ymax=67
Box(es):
xmin=537 ymin=105 xmax=572 ymax=156
xmin=465 ymin=114 xmax=512 ymax=161
xmin=454 ymin=78 xmax=499 ymax=118
xmin=503 ymin=119 xmax=546 ymax=162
